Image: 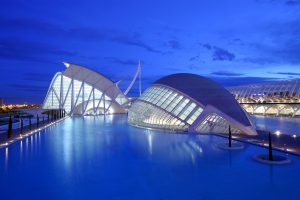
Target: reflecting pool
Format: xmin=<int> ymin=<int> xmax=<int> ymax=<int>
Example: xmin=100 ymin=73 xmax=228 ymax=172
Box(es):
xmin=0 ymin=115 xmax=299 ymax=200
xmin=252 ymin=115 xmax=300 ymax=135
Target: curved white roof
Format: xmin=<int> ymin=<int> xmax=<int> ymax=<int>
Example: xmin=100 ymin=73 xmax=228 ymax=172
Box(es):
xmin=154 ymin=73 xmax=251 ymax=127
xmin=63 ymin=62 xmax=125 ymax=100
xmin=43 ymin=62 xmax=129 ymax=115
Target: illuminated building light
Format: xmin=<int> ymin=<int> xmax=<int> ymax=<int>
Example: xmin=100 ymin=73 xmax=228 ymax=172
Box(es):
xmin=275 ymin=130 xmax=281 ymax=136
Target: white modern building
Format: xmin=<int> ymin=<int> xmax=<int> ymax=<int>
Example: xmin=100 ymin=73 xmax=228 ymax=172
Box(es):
xmin=43 ymin=62 xmax=139 ymax=115
xmin=128 ymin=73 xmax=257 ymax=135
xmin=228 ymin=79 xmax=300 ymax=103
xmin=228 ymin=79 xmax=300 ymax=116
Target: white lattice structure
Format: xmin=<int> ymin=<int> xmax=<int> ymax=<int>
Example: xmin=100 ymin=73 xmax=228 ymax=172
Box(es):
xmin=228 ymin=79 xmax=300 ymax=103
xmin=228 ymin=79 xmax=300 ymax=116
xmin=128 ymin=73 xmax=257 ymax=135
xmin=43 ymin=62 xmax=130 ymax=115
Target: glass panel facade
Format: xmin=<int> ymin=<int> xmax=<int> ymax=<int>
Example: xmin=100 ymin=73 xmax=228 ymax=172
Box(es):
xmin=128 ymin=85 xmax=204 ymax=131
xmin=195 ymin=113 xmax=242 ymax=134
xmin=128 ymin=101 xmax=188 ymax=131
xmin=43 ymin=74 xmax=117 ymax=115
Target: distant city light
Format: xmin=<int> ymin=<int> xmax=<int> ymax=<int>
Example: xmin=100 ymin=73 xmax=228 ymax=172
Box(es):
xmin=275 ymin=130 xmax=281 ymax=136
xmin=0 ymin=103 xmax=40 ymax=112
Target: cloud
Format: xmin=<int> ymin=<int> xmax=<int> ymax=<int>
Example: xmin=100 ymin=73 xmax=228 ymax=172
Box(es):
xmin=272 ymin=72 xmax=300 ymax=75
xmin=0 ymin=37 xmax=76 ymax=63
xmin=9 ymin=83 xmax=47 ymax=92
xmin=212 ymin=47 xmax=235 ymax=61
xmin=199 ymin=43 xmax=235 ymax=61
xmin=255 ymin=0 xmax=300 ymax=6
xmin=285 ymin=0 xmax=300 ymax=5
xmin=239 ymin=57 xmax=275 ymax=64
xmin=211 ymin=71 xmax=244 ymax=76
xmin=112 ymin=35 xmax=161 ymax=53
xmin=189 ymin=55 xmax=200 ymax=61
xmin=0 ymin=17 xmax=160 ymax=53
xmin=0 ymin=17 xmax=63 ymax=35
xmin=210 ymin=76 xmax=280 ymax=87
xmin=22 ymin=72 xmax=52 ymax=82
xmin=104 ymin=57 xmax=140 ymax=66
xmin=201 ymin=43 xmax=212 ymax=50
xmin=165 ymin=40 xmax=182 ymax=50
xmin=236 ymin=18 xmax=300 ymax=65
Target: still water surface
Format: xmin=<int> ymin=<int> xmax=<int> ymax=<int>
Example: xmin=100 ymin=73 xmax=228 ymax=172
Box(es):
xmin=0 ymin=115 xmax=299 ymax=200
xmin=252 ymin=115 xmax=300 ymax=135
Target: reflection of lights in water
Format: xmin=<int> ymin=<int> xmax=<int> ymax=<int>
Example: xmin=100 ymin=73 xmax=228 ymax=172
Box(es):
xmin=5 ymin=147 xmax=8 ymax=170
xmin=38 ymin=132 xmax=41 ymax=147
xmin=20 ymin=141 xmax=23 ymax=155
xmin=31 ymin=135 xmax=33 ymax=151
xmin=5 ymin=147 xmax=8 ymax=160
xmin=26 ymin=138 xmax=28 ymax=152
xmin=147 ymin=132 xmax=153 ymax=155
xmin=189 ymin=141 xmax=203 ymax=154
xmin=182 ymin=143 xmax=196 ymax=164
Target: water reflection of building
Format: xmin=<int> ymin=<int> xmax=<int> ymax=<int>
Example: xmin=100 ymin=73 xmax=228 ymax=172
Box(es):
xmin=228 ymin=79 xmax=300 ymax=116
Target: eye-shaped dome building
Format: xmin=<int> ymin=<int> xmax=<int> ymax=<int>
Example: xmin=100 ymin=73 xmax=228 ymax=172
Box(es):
xmin=128 ymin=73 xmax=257 ymax=135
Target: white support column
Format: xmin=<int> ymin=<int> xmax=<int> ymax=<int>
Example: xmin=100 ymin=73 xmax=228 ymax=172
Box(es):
xmin=92 ymin=87 xmax=95 ymax=115
xmin=71 ymin=78 xmax=74 ymax=114
xmin=105 ymin=101 xmax=112 ymax=114
xmin=62 ymin=79 xmax=72 ymax=108
xmin=70 ymin=82 xmax=83 ymax=115
xmin=95 ymin=93 xmax=103 ymax=114
xmin=82 ymin=82 xmax=85 ymax=114
xmin=83 ymin=87 xmax=93 ymax=114
xmin=60 ymin=74 xmax=63 ymax=109
xmin=103 ymin=93 xmax=106 ymax=115
xmin=139 ymin=60 xmax=142 ymax=96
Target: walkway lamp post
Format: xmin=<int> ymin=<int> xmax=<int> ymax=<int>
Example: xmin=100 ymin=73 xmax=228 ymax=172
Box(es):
xmin=37 ymin=114 xmax=39 ymax=128
xmin=228 ymin=125 xmax=232 ymax=147
xmin=7 ymin=115 xmax=12 ymax=138
xmin=20 ymin=118 xmax=23 ymax=134
xmin=268 ymin=132 xmax=273 ymax=161
xmin=29 ymin=117 xmax=32 ymax=131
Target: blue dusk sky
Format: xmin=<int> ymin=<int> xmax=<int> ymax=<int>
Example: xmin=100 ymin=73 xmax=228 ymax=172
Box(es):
xmin=1 ymin=0 xmax=300 ymax=103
